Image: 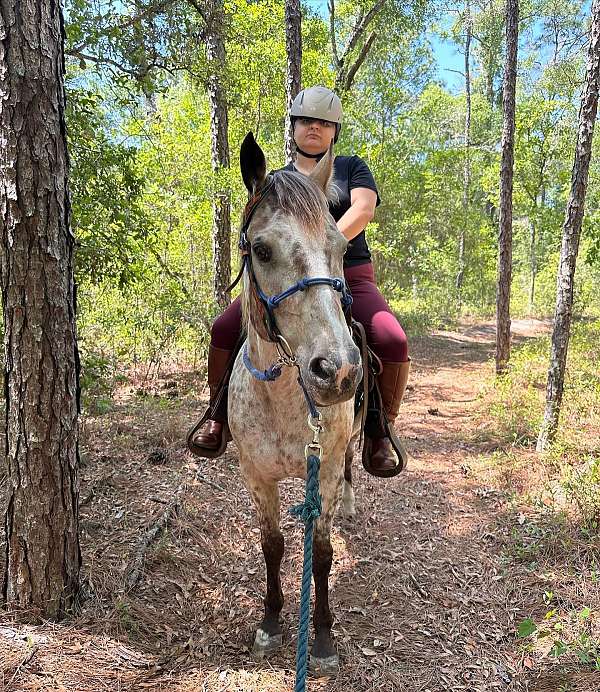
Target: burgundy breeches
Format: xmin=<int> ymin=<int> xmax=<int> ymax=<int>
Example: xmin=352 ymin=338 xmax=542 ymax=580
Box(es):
xmin=210 ymin=261 xmax=408 ymax=363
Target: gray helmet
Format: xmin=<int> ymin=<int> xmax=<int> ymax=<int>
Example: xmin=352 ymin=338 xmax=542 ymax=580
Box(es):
xmin=290 ymin=86 xmax=342 ymax=141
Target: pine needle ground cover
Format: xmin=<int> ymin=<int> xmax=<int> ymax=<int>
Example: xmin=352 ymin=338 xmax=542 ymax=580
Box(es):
xmin=1 ymin=319 xmax=600 ymax=691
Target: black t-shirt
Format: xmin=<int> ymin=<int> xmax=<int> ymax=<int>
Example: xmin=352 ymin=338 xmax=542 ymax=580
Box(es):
xmin=280 ymin=155 xmax=381 ymax=267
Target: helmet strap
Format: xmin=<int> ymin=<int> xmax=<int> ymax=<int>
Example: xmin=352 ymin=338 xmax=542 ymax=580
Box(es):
xmin=295 ymin=145 xmax=326 ymax=160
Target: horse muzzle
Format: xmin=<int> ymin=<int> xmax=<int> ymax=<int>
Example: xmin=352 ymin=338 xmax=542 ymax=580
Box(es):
xmin=306 ymin=349 xmax=362 ymax=405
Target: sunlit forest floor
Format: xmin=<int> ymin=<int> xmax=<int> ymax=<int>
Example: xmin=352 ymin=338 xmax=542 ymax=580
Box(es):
xmin=2 ymin=318 xmax=600 ymax=691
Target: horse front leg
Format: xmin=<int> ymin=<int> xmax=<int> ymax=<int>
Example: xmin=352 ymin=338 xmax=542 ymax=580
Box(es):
xmin=248 ymin=479 xmax=285 ymax=658
xmin=309 ymin=473 xmax=344 ymax=676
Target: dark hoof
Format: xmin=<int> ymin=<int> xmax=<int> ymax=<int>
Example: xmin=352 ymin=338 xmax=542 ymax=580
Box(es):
xmin=309 ymin=653 xmax=339 ymax=677
xmin=252 ymin=628 xmax=283 ymax=658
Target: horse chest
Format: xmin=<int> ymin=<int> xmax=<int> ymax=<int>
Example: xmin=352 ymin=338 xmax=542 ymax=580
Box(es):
xmin=229 ymin=364 xmax=353 ymax=481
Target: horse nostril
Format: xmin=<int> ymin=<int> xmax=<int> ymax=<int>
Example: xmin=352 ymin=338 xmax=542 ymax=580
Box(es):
xmin=310 ymin=357 xmax=336 ymax=383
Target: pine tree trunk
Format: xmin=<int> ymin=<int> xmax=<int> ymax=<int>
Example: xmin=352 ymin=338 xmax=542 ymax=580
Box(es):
xmin=456 ymin=1 xmax=472 ymax=300
xmin=206 ymin=0 xmax=231 ymax=309
xmin=537 ymin=0 xmax=600 ymax=451
xmin=284 ymin=0 xmax=302 ymax=164
xmin=0 ymin=0 xmax=81 ymax=617
xmin=528 ymin=217 xmax=536 ymax=313
xmin=495 ymin=0 xmax=519 ymax=374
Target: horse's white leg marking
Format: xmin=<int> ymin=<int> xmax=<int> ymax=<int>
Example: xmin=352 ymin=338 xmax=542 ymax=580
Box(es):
xmin=342 ymin=480 xmax=356 ymax=518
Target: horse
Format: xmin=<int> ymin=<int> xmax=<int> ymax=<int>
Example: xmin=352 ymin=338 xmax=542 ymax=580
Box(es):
xmin=228 ymin=132 xmax=362 ymax=675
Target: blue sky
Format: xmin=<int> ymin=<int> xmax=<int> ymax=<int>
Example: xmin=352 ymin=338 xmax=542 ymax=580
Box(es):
xmin=304 ymin=0 xmax=466 ymax=92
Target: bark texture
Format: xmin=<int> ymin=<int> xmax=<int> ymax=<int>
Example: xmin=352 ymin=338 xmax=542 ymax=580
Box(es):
xmin=495 ymin=0 xmax=519 ymax=374
xmin=0 ymin=0 xmax=81 ymax=617
xmin=284 ymin=0 xmax=302 ymax=164
xmin=206 ymin=0 xmax=231 ymax=309
xmin=537 ymin=0 xmax=600 ymax=451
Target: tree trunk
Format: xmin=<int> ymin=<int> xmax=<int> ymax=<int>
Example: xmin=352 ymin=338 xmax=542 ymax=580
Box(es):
xmin=537 ymin=0 xmax=600 ymax=451
xmin=206 ymin=0 xmax=231 ymax=309
xmin=456 ymin=0 xmax=472 ymax=300
xmin=0 ymin=0 xmax=81 ymax=618
xmin=495 ymin=0 xmax=519 ymax=374
xmin=528 ymin=217 xmax=536 ymax=313
xmin=284 ymin=0 xmax=302 ymax=164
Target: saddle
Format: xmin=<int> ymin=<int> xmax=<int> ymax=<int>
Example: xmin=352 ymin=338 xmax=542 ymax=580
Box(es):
xmin=350 ymin=319 xmax=407 ymax=478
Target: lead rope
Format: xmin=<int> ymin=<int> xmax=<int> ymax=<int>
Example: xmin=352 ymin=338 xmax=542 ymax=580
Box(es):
xmin=289 ymin=412 xmax=323 ymax=692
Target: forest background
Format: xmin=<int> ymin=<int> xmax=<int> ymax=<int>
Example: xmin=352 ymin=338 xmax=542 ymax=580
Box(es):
xmin=66 ymin=0 xmax=600 ymax=390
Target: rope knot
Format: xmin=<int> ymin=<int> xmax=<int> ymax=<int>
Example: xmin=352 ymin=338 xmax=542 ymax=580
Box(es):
xmin=290 ymin=454 xmax=322 ymax=524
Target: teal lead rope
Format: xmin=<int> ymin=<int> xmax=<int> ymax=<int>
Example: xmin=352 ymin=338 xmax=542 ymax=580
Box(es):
xmin=290 ymin=453 xmax=322 ymax=692
xmin=290 ymin=414 xmax=324 ymax=692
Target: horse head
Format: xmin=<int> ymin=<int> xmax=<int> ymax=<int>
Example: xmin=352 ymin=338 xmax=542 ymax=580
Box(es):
xmin=239 ymin=132 xmax=362 ymax=407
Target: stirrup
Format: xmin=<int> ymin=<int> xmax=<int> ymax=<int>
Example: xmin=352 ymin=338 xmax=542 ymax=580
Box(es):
xmin=362 ymin=421 xmax=408 ymax=478
xmin=361 ymin=381 xmax=407 ymax=479
xmin=187 ymin=377 xmax=231 ymax=459
xmin=187 ymin=411 xmax=231 ymax=459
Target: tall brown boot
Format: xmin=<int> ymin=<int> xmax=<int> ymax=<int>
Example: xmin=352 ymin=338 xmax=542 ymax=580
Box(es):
xmin=364 ymin=360 xmax=411 ymax=476
xmin=187 ymin=345 xmax=234 ymax=458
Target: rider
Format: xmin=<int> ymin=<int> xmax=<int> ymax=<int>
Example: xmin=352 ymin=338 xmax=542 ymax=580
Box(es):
xmin=189 ymin=86 xmax=410 ymax=475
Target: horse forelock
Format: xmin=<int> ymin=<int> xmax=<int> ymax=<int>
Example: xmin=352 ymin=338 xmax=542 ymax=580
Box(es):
xmin=269 ymin=171 xmax=330 ymax=237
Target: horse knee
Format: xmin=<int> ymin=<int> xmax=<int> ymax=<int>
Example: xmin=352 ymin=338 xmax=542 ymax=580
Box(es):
xmin=312 ymin=536 xmax=333 ymax=575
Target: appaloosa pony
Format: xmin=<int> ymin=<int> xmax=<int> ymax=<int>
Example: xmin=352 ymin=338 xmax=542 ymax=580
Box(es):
xmin=228 ymin=133 xmax=362 ymax=675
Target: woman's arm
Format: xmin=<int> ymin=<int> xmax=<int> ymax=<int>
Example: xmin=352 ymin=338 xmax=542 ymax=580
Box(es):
xmin=336 ymin=187 xmax=378 ymax=241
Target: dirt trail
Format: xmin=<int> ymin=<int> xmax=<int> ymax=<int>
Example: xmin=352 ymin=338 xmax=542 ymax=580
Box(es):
xmin=2 ymin=318 xmax=594 ymax=691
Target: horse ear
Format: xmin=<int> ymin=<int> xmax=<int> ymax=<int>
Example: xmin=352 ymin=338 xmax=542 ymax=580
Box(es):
xmin=309 ymin=142 xmax=334 ymax=193
xmin=240 ymin=132 xmax=267 ymax=193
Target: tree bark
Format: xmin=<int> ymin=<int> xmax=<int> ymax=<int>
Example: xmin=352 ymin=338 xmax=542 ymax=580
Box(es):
xmin=205 ymin=0 xmax=231 ymax=309
xmin=0 ymin=0 xmax=81 ymax=617
xmin=284 ymin=0 xmax=302 ymax=164
xmin=537 ymin=0 xmax=600 ymax=451
xmin=456 ymin=0 xmax=472 ymax=300
xmin=495 ymin=0 xmax=519 ymax=374
xmin=528 ymin=217 xmax=536 ymax=313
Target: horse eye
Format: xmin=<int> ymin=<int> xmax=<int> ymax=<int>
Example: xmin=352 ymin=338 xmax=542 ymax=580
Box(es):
xmin=252 ymin=243 xmax=272 ymax=263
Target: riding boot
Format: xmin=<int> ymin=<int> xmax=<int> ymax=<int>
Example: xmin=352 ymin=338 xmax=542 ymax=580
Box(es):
xmin=187 ymin=345 xmax=235 ymax=458
xmin=364 ymin=360 xmax=411 ymax=477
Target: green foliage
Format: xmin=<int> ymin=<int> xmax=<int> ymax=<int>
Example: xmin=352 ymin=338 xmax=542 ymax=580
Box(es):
xmin=561 ymin=458 xmax=600 ymax=533
xmin=60 ymin=0 xmax=600 ymax=368
xmin=518 ymin=603 xmax=600 ymax=670
xmin=67 ymin=83 xmax=155 ymax=286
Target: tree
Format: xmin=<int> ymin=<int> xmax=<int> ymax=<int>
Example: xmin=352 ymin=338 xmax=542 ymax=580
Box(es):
xmin=328 ymin=0 xmax=386 ymax=94
xmin=203 ymin=0 xmax=232 ymax=309
xmin=0 ymin=0 xmax=81 ymax=617
xmin=284 ymin=0 xmax=302 ymax=163
xmin=456 ymin=0 xmax=472 ymax=299
xmin=537 ymin=0 xmax=600 ymax=451
xmin=495 ymin=0 xmax=519 ymax=374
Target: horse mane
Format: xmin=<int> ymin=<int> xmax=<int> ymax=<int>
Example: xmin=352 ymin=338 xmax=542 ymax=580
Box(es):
xmin=239 ymin=170 xmax=332 ymax=336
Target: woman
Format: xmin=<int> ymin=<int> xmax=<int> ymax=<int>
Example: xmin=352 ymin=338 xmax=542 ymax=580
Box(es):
xmin=188 ymin=86 xmax=410 ymax=475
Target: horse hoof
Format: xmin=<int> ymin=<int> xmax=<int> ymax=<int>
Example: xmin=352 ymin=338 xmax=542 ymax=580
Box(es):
xmin=252 ymin=628 xmax=282 ymax=658
xmin=309 ymin=653 xmax=340 ymax=677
